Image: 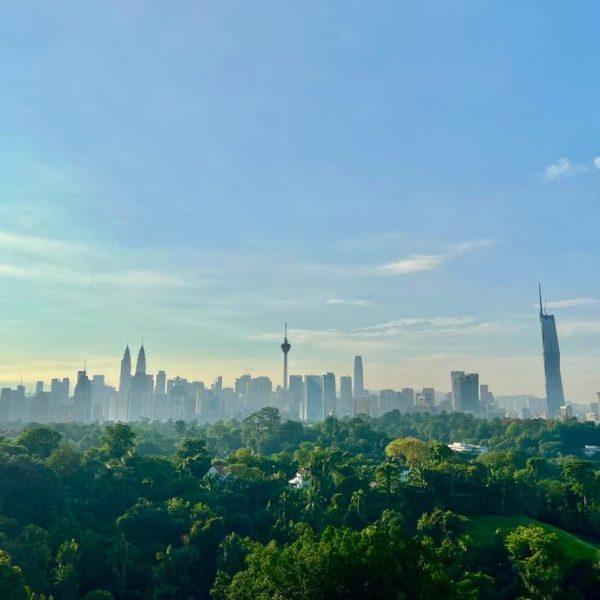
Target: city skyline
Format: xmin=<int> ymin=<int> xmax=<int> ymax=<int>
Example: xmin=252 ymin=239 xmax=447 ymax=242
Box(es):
xmin=1 ymin=287 xmax=595 ymax=409
xmin=2 ymin=339 xmax=502 ymax=424
xmin=1 ymin=4 xmax=600 ymax=400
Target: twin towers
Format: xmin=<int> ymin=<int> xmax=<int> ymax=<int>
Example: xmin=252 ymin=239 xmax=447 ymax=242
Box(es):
xmin=117 ymin=343 xmax=152 ymax=421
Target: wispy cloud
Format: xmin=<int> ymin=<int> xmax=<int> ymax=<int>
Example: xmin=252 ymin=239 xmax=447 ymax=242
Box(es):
xmin=541 ymin=298 xmax=599 ymax=310
xmin=352 ymin=316 xmax=502 ymax=338
xmin=543 ymin=157 xmax=588 ymax=182
xmin=326 ymin=297 xmax=370 ymax=307
xmin=559 ymin=320 xmax=600 ymax=337
xmin=378 ymin=254 xmax=445 ymax=275
xmin=252 ymin=316 xmax=503 ymax=350
xmin=0 ymin=261 xmax=192 ymax=289
xmin=0 ymin=229 xmax=198 ymax=290
xmin=377 ymin=240 xmax=492 ymax=276
xmin=91 ymin=270 xmax=192 ymax=289
xmin=593 ymin=157 xmax=600 ymax=170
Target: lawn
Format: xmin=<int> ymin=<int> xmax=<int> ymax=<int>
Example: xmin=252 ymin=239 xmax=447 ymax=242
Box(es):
xmin=468 ymin=515 xmax=599 ymax=561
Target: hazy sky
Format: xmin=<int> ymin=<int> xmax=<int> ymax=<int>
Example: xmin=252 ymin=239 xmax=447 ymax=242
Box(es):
xmin=1 ymin=2 xmax=599 ymax=400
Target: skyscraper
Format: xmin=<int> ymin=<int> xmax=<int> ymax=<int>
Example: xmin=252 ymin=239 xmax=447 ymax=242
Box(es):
xmin=74 ymin=369 xmax=92 ymax=423
xmin=128 ymin=344 xmax=152 ymax=421
xmin=539 ymin=285 xmax=565 ymax=417
xmin=135 ymin=343 xmax=146 ymax=376
xmin=451 ymin=371 xmax=465 ymax=412
xmin=155 ymin=370 xmax=166 ymax=396
xmin=451 ymin=371 xmax=480 ymax=414
xmin=302 ymin=375 xmax=323 ymax=422
xmin=288 ymin=375 xmax=303 ymax=420
xmin=119 ymin=345 xmax=132 ymax=395
xmin=422 ymin=388 xmax=435 ymax=411
xmin=280 ymin=323 xmax=291 ymax=390
xmin=353 ymin=356 xmax=364 ymax=399
xmin=340 ymin=375 xmax=353 ymax=416
xmin=462 ymin=373 xmax=480 ymax=414
xmin=322 ymin=372 xmax=336 ymax=418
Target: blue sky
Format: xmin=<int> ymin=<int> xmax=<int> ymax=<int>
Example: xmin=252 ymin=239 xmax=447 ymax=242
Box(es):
xmin=1 ymin=2 xmax=599 ymax=400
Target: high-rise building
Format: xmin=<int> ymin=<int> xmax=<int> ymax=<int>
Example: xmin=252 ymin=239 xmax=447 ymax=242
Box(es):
xmin=119 ymin=345 xmax=132 ymax=395
xmin=462 ymin=373 xmax=480 ymax=414
xmin=353 ymin=356 xmax=364 ymax=399
xmin=479 ymin=384 xmax=494 ymax=417
xmin=0 ymin=385 xmax=27 ymax=421
xmin=280 ymin=323 xmax=291 ymax=391
xmin=302 ymin=375 xmax=323 ymax=421
xmin=91 ymin=374 xmax=114 ymax=422
xmin=451 ymin=371 xmax=465 ymax=412
xmin=559 ymin=404 xmax=573 ymax=420
xmin=128 ymin=344 xmax=152 ymax=421
xmin=35 ymin=381 xmax=44 ymax=395
xmin=422 ymin=388 xmax=435 ymax=411
xmin=591 ymin=395 xmax=600 ymax=419
xmin=213 ymin=376 xmax=223 ymax=393
xmin=539 ymin=285 xmax=565 ymax=417
xmin=451 ymin=372 xmax=480 ymax=414
xmin=288 ymin=375 xmax=303 ymax=420
xmin=379 ymin=389 xmax=397 ymax=416
xmin=340 ymin=375 xmax=353 ymax=416
xmin=322 ymin=372 xmax=336 ymax=418
xmin=74 ymin=369 xmax=92 ymax=423
xmin=248 ymin=376 xmax=273 ymax=411
xmin=135 ymin=343 xmax=146 ymax=376
xmin=155 ymin=370 xmax=166 ymax=396
xmin=29 ymin=390 xmax=50 ymax=423
xmin=152 ymin=370 xmax=167 ymax=420
xmin=401 ymin=388 xmax=415 ymax=412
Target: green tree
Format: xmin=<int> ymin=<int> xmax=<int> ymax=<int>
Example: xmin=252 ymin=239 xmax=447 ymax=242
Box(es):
xmin=242 ymin=408 xmax=281 ymax=454
xmin=54 ymin=539 xmax=80 ymax=600
xmin=83 ymin=591 xmax=113 ymax=600
xmin=10 ymin=524 xmax=52 ymax=593
xmin=175 ymin=438 xmax=212 ymax=478
xmin=17 ymin=426 xmax=62 ymax=458
xmin=417 ymin=509 xmax=469 ymax=545
xmin=385 ymin=437 xmax=430 ymax=467
xmin=505 ymin=525 xmax=566 ymax=600
xmin=101 ymin=424 xmax=136 ymax=461
xmin=0 ymin=550 xmax=29 ymax=600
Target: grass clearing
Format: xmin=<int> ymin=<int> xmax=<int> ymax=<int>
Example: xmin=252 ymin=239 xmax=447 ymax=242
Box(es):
xmin=468 ymin=515 xmax=599 ymax=561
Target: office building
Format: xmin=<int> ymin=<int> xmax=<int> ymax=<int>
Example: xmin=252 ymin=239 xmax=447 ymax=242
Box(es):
xmin=340 ymin=375 xmax=353 ymax=416
xmin=353 ymin=356 xmax=364 ymax=399
xmin=422 ymin=388 xmax=435 ymax=411
xmin=401 ymin=388 xmax=415 ymax=412
xmin=451 ymin=371 xmax=480 ymax=414
xmin=74 ymin=369 xmax=92 ymax=423
xmin=128 ymin=344 xmax=153 ymax=421
xmin=322 ymin=372 xmax=336 ymax=418
xmin=288 ymin=375 xmax=303 ymax=420
xmin=539 ymin=285 xmax=565 ymax=417
xmin=303 ymin=375 xmax=323 ymax=421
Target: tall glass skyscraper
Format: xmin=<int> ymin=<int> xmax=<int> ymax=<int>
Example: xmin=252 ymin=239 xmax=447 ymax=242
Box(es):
xmin=353 ymin=356 xmax=364 ymax=399
xmin=539 ymin=285 xmax=565 ymax=417
xmin=302 ymin=375 xmax=323 ymax=422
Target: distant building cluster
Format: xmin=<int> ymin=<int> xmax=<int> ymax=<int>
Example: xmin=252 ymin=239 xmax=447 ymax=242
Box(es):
xmin=0 ymin=334 xmax=498 ymax=424
xmin=0 ymin=287 xmax=597 ymax=424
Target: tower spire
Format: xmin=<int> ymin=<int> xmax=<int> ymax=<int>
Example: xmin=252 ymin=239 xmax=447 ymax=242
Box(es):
xmin=280 ymin=322 xmax=291 ymax=391
xmin=538 ymin=283 xmax=544 ymax=317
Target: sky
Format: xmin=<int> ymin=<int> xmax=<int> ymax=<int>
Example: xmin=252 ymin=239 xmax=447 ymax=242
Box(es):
xmin=0 ymin=2 xmax=599 ymax=401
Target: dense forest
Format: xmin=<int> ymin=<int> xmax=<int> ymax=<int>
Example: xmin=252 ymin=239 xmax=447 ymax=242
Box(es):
xmin=0 ymin=410 xmax=599 ymax=599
